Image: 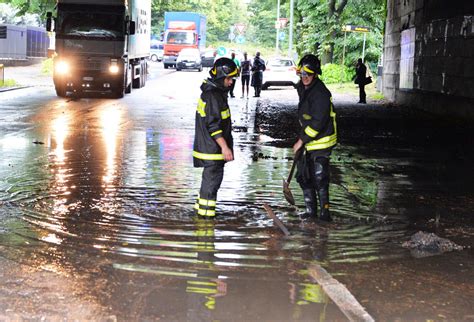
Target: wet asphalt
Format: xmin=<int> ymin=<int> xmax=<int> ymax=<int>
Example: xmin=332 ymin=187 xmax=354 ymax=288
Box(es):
xmin=0 ymin=62 xmax=473 ymax=321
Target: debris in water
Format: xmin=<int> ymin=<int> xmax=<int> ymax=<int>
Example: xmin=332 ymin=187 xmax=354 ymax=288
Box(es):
xmin=402 ymin=231 xmax=464 ymax=258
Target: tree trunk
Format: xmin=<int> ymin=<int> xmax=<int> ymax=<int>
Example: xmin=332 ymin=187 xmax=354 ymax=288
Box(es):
xmin=326 ymin=0 xmax=348 ymax=63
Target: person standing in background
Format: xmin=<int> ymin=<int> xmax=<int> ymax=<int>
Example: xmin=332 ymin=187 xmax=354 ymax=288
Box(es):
xmin=228 ymin=52 xmax=240 ymax=98
xmin=354 ymin=58 xmax=367 ymax=104
xmin=240 ymin=52 xmax=252 ymax=98
xmin=250 ymin=51 xmax=266 ymax=97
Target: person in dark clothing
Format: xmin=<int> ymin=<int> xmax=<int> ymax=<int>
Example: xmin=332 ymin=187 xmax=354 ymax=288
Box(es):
xmin=354 ymin=58 xmax=367 ymax=104
xmin=293 ymin=54 xmax=337 ymax=222
xmin=228 ymin=52 xmax=240 ymax=98
xmin=240 ymin=52 xmax=252 ymax=98
xmin=250 ymin=51 xmax=266 ymax=97
xmin=193 ymin=57 xmax=238 ymax=218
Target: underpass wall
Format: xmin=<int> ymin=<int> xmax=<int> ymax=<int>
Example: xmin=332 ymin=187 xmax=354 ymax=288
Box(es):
xmin=383 ymin=0 xmax=474 ymax=119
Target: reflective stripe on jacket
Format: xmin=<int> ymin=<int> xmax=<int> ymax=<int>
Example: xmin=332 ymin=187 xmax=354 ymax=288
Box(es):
xmin=193 ymin=79 xmax=233 ymax=167
xmin=296 ymin=78 xmax=337 ymax=152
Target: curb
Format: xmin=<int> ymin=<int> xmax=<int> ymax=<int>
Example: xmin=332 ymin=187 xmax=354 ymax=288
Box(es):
xmin=0 ymin=86 xmax=30 ymax=93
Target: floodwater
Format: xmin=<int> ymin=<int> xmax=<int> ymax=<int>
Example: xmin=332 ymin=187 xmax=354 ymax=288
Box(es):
xmin=0 ymin=68 xmax=473 ymax=320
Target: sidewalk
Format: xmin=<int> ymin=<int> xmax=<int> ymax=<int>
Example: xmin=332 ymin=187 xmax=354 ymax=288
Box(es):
xmin=1 ymin=63 xmax=53 ymax=91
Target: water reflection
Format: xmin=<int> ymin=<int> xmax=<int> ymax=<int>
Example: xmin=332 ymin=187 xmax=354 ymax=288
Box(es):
xmin=3 ymin=89 xmax=472 ymax=319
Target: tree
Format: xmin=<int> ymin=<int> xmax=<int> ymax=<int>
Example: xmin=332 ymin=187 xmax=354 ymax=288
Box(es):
xmin=0 ymin=0 xmax=55 ymax=21
xmin=293 ymin=0 xmax=385 ymax=67
xmin=151 ymin=0 xmax=247 ymax=44
xmin=0 ymin=3 xmax=43 ymax=26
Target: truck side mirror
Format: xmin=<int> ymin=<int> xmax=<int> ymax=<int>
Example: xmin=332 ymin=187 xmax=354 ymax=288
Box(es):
xmin=129 ymin=21 xmax=136 ymax=35
xmin=46 ymin=12 xmax=52 ymax=32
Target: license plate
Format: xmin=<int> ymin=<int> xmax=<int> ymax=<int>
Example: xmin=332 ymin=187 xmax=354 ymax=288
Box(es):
xmin=83 ymin=77 xmax=93 ymax=81
xmin=186 ymin=63 xmax=193 ymax=66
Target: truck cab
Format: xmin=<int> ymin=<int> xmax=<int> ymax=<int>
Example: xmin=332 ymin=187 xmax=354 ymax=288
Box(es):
xmin=162 ymin=12 xmax=206 ymax=69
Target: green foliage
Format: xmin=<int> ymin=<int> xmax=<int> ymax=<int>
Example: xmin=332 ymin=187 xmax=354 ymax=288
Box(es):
xmin=6 ymin=0 xmax=386 ymax=69
xmin=0 ymin=79 xmax=19 ymax=87
xmin=41 ymin=57 xmax=53 ymax=75
xmin=1 ymin=0 xmax=55 ymax=20
xmin=151 ymin=0 xmax=247 ymax=43
xmin=293 ymin=0 xmax=385 ymax=68
xmin=320 ymin=63 xmax=354 ymax=84
xmin=370 ymin=92 xmax=385 ymax=100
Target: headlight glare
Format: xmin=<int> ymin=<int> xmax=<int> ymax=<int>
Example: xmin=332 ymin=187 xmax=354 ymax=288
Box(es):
xmin=109 ymin=64 xmax=120 ymax=74
xmin=55 ymin=61 xmax=70 ymax=75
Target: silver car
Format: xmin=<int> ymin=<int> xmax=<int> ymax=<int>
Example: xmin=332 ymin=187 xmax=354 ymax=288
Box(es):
xmin=176 ymin=48 xmax=203 ymax=72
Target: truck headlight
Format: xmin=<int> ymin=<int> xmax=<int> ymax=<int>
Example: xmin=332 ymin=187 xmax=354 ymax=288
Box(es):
xmin=109 ymin=64 xmax=120 ymax=74
xmin=55 ymin=61 xmax=70 ymax=75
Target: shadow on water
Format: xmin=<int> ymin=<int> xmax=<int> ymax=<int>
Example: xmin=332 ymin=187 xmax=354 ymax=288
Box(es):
xmin=0 ymin=90 xmax=473 ymax=319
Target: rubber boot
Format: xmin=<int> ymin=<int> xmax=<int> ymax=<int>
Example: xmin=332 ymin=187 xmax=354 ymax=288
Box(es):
xmin=300 ymin=189 xmax=317 ymax=220
xmin=317 ymin=188 xmax=332 ymax=222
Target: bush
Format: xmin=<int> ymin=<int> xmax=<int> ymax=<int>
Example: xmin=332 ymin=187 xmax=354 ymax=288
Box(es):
xmin=320 ymin=63 xmax=355 ymax=84
xmin=0 ymin=79 xmax=19 ymax=87
xmin=41 ymin=58 xmax=53 ymax=75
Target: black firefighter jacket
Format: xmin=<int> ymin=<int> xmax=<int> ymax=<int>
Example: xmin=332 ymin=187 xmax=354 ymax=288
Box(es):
xmin=296 ymin=77 xmax=337 ymax=153
xmin=193 ymin=79 xmax=233 ymax=168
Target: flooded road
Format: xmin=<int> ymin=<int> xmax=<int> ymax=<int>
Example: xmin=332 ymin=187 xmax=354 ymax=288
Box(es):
xmin=1 ymin=63 xmax=473 ymax=320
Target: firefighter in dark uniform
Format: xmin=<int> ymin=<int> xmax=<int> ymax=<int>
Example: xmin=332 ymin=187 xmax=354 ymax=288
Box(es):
xmin=293 ymin=54 xmax=337 ymax=222
xmin=193 ymin=57 xmax=238 ymax=217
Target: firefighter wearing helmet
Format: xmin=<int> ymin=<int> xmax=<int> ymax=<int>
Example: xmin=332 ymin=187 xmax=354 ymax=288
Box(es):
xmin=193 ymin=57 xmax=238 ymax=217
xmin=293 ymin=54 xmax=337 ymax=222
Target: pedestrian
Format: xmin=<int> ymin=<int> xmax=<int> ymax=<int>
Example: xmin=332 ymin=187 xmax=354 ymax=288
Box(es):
xmin=293 ymin=54 xmax=337 ymax=222
xmin=354 ymin=58 xmax=367 ymax=104
xmin=240 ymin=52 xmax=252 ymax=98
xmin=250 ymin=51 xmax=266 ymax=97
xmin=228 ymin=52 xmax=241 ymax=98
xmin=193 ymin=57 xmax=238 ymax=218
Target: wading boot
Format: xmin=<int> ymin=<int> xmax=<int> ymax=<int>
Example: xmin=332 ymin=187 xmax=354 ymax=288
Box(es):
xmin=317 ymin=188 xmax=332 ymax=222
xmin=300 ymin=189 xmax=317 ymax=220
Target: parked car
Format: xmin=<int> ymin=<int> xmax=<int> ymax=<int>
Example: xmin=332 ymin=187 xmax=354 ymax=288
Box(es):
xmin=201 ymin=49 xmax=216 ymax=68
xmin=176 ymin=48 xmax=203 ymax=71
xmin=262 ymin=57 xmax=299 ymax=90
xmin=150 ymin=41 xmax=164 ymax=62
xmin=150 ymin=47 xmax=164 ymax=62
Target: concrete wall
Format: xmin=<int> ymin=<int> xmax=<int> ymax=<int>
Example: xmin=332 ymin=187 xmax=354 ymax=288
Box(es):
xmin=383 ymin=0 xmax=474 ymax=119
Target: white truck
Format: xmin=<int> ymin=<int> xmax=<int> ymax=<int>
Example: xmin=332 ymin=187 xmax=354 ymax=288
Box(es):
xmin=46 ymin=0 xmax=151 ymax=98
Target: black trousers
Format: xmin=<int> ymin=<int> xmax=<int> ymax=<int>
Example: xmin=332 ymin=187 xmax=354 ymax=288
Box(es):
xmin=296 ymin=151 xmax=330 ymax=192
xmin=229 ymin=78 xmax=236 ymax=97
xmin=195 ymin=164 xmax=224 ymax=217
xmin=358 ymin=84 xmax=366 ymax=103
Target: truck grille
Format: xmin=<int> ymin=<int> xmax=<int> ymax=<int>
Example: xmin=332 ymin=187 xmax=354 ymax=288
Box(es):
xmin=76 ymin=58 xmax=106 ymax=71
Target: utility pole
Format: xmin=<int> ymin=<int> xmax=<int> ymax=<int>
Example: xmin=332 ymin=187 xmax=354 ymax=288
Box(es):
xmin=276 ymin=0 xmax=280 ymax=54
xmin=288 ymin=0 xmax=294 ymax=59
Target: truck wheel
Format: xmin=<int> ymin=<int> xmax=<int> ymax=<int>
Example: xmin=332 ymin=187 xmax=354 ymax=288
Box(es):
xmin=164 ymin=64 xmax=169 ymax=69
xmin=141 ymin=61 xmax=147 ymax=87
xmin=132 ymin=65 xmax=141 ymax=89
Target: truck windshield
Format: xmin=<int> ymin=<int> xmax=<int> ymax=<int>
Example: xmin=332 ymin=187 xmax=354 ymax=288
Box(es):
xmin=57 ymin=6 xmax=124 ymax=40
xmin=166 ymin=31 xmax=195 ymax=45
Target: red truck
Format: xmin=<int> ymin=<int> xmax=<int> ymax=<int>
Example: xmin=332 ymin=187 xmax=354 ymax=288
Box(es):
xmin=162 ymin=12 xmax=206 ymax=69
